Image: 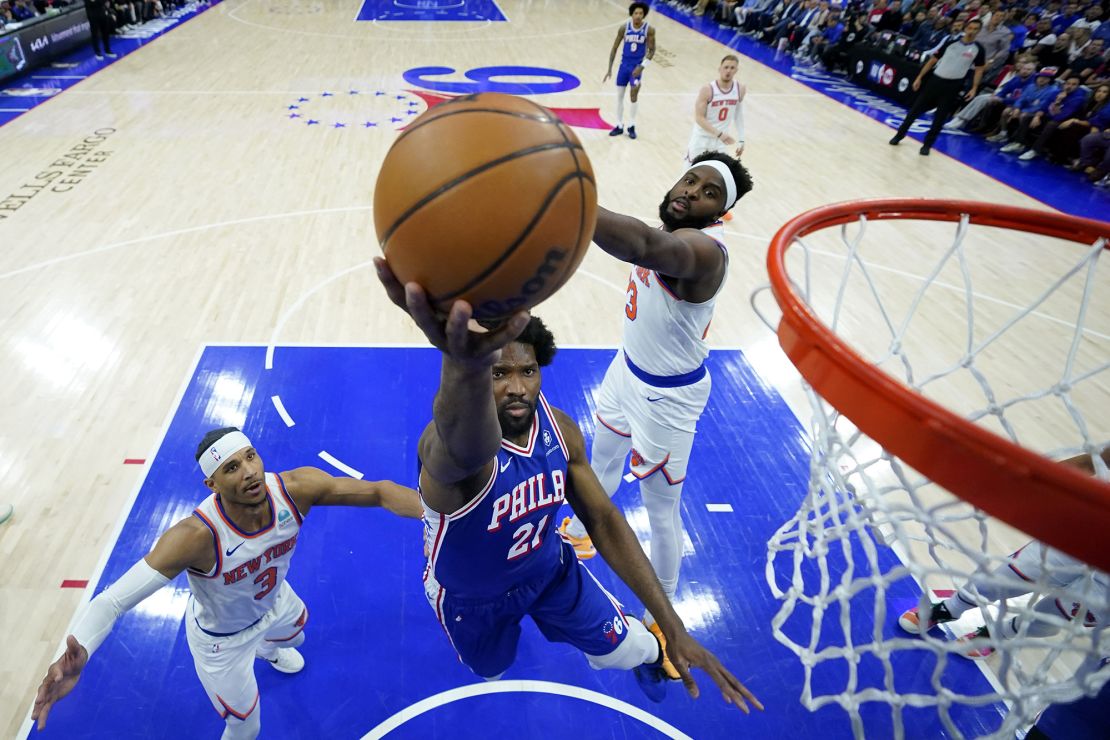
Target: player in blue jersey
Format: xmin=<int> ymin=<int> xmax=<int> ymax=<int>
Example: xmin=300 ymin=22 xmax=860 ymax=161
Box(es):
xmin=374 ymin=259 xmax=762 ymax=711
xmin=604 ymin=2 xmax=656 ymax=140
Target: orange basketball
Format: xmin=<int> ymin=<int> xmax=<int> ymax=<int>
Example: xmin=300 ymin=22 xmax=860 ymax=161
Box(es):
xmin=374 ymin=92 xmax=597 ymax=319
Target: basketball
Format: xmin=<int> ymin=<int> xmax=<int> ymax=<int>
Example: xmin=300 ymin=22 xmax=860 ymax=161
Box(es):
xmin=373 ymin=92 xmax=597 ymax=319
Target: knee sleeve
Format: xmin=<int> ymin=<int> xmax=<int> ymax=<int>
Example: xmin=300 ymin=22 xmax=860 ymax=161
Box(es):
xmin=590 ymin=426 xmax=632 ymax=496
xmin=641 ymin=475 xmax=684 ymax=598
xmin=585 ymin=618 xmax=658 ymax=671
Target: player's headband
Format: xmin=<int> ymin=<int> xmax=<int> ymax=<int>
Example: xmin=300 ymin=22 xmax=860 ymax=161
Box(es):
xmin=199 ymin=431 xmax=252 ymax=478
xmin=685 ymin=160 xmax=738 ymax=211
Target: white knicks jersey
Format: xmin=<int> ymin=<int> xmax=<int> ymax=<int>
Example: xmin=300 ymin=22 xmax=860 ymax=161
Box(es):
xmin=621 ymin=222 xmax=728 ymax=377
xmin=186 ymin=472 xmax=303 ymax=635
xmin=702 ymin=80 xmax=744 ymax=136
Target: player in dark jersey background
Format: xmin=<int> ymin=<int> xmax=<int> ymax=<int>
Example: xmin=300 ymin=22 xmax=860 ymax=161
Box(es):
xmin=604 ymin=2 xmax=656 ymax=140
xmin=375 ymin=257 xmax=762 ymax=711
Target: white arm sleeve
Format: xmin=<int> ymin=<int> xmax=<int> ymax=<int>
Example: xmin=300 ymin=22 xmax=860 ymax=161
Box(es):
xmin=735 ymin=98 xmax=746 ymax=144
xmin=69 ymin=558 xmax=171 ymax=657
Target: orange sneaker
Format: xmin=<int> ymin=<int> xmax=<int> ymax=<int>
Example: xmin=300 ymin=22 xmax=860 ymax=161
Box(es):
xmin=558 ymin=517 xmax=596 ymax=559
xmin=645 ymin=620 xmax=682 ymax=680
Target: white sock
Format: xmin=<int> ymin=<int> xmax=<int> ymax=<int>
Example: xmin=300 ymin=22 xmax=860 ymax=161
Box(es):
xmin=585 ymin=617 xmax=660 ymax=670
xmin=629 ymin=101 xmax=638 ymax=125
xmin=642 ymin=474 xmax=683 ymax=600
xmin=615 ymin=88 xmax=626 ymax=126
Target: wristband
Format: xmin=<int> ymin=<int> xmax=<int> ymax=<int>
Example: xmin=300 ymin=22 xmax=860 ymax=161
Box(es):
xmin=641 ymin=58 xmax=651 ymax=67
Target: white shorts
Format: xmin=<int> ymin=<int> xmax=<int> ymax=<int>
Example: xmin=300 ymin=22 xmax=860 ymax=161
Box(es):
xmin=185 ymin=580 xmax=308 ymax=721
xmin=1008 ymin=543 xmax=1110 ymax=627
xmin=593 ymin=350 xmax=711 ymax=485
xmin=686 ymin=132 xmax=727 ymax=164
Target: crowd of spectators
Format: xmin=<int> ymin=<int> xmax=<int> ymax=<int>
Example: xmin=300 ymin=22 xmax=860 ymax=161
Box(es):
xmin=669 ymin=0 xmax=1110 ymax=187
xmin=1 ymin=1 xmax=199 ymax=38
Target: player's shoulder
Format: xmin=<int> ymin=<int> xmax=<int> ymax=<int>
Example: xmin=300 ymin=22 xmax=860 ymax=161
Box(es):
xmin=162 ymin=514 xmax=216 ymax=555
xmin=548 ymin=406 xmax=585 ymax=447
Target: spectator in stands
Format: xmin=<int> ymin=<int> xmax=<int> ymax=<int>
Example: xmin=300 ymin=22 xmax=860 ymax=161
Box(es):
xmin=987 ymin=65 xmax=1061 ymax=142
xmin=1051 ymin=1 xmax=1082 ymax=35
xmin=1037 ymin=31 xmax=1073 ymax=69
xmin=1026 ymin=16 xmax=1058 ymax=49
xmin=766 ymin=0 xmax=810 ymax=45
xmin=1071 ymin=4 xmax=1103 ymax=33
xmin=1012 ymin=12 xmax=1035 ymax=51
xmin=1074 ymin=113 xmax=1110 ymax=184
xmin=735 ymin=0 xmax=775 ymax=31
xmin=947 ymin=58 xmax=1038 ymax=131
xmin=0 ymin=2 xmax=14 ymax=28
xmin=1066 ymin=37 xmax=1106 ymax=82
xmin=912 ymin=12 xmax=950 ymax=51
xmin=820 ymin=12 xmax=871 ymax=71
xmin=870 ymin=0 xmax=902 ymax=31
xmin=800 ymin=10 xmax=844 ymax=62
xmin=889 ymin=18 xmax=987 ymax=155
xmin=1046 ymin=82 xmax=1110 ymax=162
xmin=1002 ymin=74 xmax=1087 ymax=158
xmin=11 ymin=0 xmax=35 ymax=20
xmin=84 ymin=0 xmax=116 ymax=59
xmin=978 ymin=8 xmax=1015 ymax=83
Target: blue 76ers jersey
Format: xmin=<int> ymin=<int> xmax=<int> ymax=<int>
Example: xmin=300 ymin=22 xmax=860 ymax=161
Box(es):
xmin=423 ymin=392 xmax=569 ymax=601
xmin=622 ymin=20 xmax=648 ymax=65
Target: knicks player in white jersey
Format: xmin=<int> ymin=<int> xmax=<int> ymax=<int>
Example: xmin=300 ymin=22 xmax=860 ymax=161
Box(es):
xmin=31 ymin=428 xmax=422 ymax=739
xmin=560 ymin=151 xmax=754 ymax=657
xmin=687 ymin=54 xmax=747 ymax=165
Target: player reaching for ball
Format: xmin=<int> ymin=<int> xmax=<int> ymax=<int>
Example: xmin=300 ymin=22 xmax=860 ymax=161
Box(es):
xmin=31 ymin=430 xmax=422 ymax=739
xmin=373 ymin=261 xmax=762 ymax=711
xmin=559 ymin=152 xmax=753 ymax=663
xmin=604 ymin=2 xmax=655 ymax=140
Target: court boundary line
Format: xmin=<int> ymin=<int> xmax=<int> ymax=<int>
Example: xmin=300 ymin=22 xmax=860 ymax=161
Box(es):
xmin=361 ymin=679 xmax=693 ymax=739
xmin=16 ymin=343 xmax=208 ymax=740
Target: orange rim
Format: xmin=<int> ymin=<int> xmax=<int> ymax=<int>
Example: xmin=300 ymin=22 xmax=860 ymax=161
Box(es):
xmin=767 ymin=198 xmax=1110 ymax=572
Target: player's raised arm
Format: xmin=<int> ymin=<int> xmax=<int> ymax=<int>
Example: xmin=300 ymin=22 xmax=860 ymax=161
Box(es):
xmin=281 ymin=466 xmax=423 ymax=518
xmin=31 ymin=518 xmax=211 ymax=729
xmin=553 ymin=406 xmax=764 ymax=713
xmin=594 ymin=205 xmax=725 ymax=281
xmin=374 ymin=258 xmax=529 ymax=489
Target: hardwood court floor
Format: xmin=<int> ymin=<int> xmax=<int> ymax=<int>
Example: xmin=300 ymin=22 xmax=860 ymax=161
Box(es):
xmin=1 ymin=1 xmax=1106 ymax=736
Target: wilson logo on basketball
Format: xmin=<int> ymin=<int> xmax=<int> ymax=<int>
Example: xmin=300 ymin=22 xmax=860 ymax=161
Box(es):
xmin=476 ymin=248 xmax=568 ymax=319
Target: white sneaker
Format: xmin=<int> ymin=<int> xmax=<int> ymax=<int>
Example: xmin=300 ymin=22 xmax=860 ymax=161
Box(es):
xmin=256 ymin=647 xmax=304 ymax=674
xmin=1018 ymin=150 xmax=1037 ymax=161
xmin=1001 ymin=142 xmax=1024 ymax=153
xmin=944 ymin=119 xmax=963 ymax=130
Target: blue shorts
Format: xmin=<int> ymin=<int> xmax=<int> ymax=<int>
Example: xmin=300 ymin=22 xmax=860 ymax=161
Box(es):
xmin=438 ymin=540 xmax=630 ymax=678
xmin=616 ymin=60 xmax=644 ymax=88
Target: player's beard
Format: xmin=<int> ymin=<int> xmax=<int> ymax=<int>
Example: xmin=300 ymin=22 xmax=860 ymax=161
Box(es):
xmin=498 ymin=400 xmax=536 ymax=439
xmin=658 ymin=193 xmax=719 ymax=231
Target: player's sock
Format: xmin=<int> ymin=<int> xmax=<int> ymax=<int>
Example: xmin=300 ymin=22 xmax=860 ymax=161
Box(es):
xmin=629 ymin=101 xmax=638 ymax=125
xmin=615 ymin=89 xmax=625 ymax=127
xmin=942 ymin=591 xmax=979 ymax=619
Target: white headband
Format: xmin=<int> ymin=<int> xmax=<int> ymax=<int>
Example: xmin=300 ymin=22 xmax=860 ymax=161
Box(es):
xmin=199 ymin=431 xmax=252 ymax=478
xmin=685 ymin=160 xmax=738 ymax=211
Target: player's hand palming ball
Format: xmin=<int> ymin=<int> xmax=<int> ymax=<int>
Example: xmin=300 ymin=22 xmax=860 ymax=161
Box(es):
xmin=374 ymin=92 xmax=597 ymax=319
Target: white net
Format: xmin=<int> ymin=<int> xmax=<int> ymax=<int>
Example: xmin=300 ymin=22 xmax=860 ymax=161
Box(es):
xmin=757 ymin=205 xmax=1110 ymax=739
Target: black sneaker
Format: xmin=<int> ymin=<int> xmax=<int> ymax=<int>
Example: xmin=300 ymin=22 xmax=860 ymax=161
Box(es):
xmin=919 ymin=145 xmax=931 ymax=156
xmin=609 ymin=125 xmax=624 ymax=137
xmin=628 ymin=126 xmax=638 ymax=140
xmin=889 ymin=134 xmax=904 ymax=145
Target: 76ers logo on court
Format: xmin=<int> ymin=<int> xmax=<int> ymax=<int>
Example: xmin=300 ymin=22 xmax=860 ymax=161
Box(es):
xmin=602 ymin=616 xmax=625 ymax=645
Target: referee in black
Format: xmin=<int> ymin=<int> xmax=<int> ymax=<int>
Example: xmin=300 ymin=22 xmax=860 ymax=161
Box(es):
xmin=889 ymin=18 xmax=986 ymax=156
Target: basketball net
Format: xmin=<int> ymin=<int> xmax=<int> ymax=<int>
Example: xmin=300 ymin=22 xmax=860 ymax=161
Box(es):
xmin=755 ymin=200 xmax=1110 ymax=739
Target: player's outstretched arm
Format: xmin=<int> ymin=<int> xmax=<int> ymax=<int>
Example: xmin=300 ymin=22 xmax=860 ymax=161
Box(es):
xmin=31 ymin=519 xmax=209 ymax=729
xmin=281 ymin=465 xmax=423 ymax=518
xmin=554 ymin=408 xmax=763 ymax=713
xmin=374 ymin=258 xmax=529 ymax=487
xmin=594 ymin=206 xmax=726 ymax=281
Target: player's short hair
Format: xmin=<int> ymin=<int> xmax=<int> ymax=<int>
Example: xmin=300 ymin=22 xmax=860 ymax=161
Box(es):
xmin=196 ymin=427 xmax=241 ymax=461
xmin=513 ymin=316 xmax=557 ymax=368
xmin=690 ymin=151 xmax=754 ymax=210
xmin=629 ymin=2 xmax=649 ymax=16
xmin=966 ymin=17 xmax=983 ymax=26
xmin=721 ymin=54 xmax=740 ymax=64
